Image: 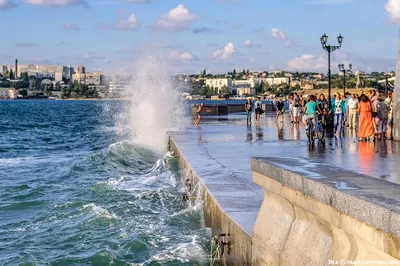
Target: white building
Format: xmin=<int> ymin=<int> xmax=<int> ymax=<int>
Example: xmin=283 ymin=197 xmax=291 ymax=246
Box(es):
xmin=231 ymin=79 xmax=262 ymax=96
xmin=265 ymin=77 xmax=290 ymax=86
xmin=0 ymin=88 xmax=16 ymax=99
xmin=205 ymin=78 xmax=233 ymax=94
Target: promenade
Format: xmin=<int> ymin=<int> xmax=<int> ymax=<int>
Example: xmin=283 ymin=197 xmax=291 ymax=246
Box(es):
xmin=169 ymin=112 xmax=400 ymax=264
xmin=177 ymin=112 xmax=400 ymax=185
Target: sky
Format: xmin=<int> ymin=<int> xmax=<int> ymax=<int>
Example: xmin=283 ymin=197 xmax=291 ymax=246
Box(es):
xmin=0 ymin=0 xmax=399 ymax=75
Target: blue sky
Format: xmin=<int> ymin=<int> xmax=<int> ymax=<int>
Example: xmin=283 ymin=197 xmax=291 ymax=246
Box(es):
xmin=0 ymin=0 xmax=399 ymax=74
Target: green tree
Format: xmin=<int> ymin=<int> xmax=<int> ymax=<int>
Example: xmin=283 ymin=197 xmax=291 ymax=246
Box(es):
xmin=232 ymin=69 xmax=236 ymax=79
xmin=263 ymin=81 xmax=270 ymax=92
xmin=221 ymin=85 xmax=228 ymax=94
xmin=29 ymin=80 xmax=37 ymax=91
xmin=3 ymin=70 xmax=10 ymax=79
xmin=9 ymin=70 xmax=14 ymax=80
xmin=55 ymin=82 xmax=62 ymax=91
xmin=18 ymin=88 xmax=28 ymax=97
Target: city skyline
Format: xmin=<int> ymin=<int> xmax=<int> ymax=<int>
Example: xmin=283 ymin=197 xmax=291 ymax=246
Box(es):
xmin=0 ymin=0 xmax=399 ymax=74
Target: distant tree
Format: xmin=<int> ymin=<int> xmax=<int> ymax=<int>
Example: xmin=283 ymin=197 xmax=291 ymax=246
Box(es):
xmin=18 ymin=88 xmax=28 ymax=97
xmin=263 ymin=81 xmax=270 ymax=92
xmin=9 ymin=70 xmax=14 ymax=80
xmin=29 ymin=80 xmax=37 ymax=91
xmin=3 ymin=70 xmax=10 ymax=79
xmin=55 ymin=82 xmax=62 ymax=91
xmin=221 ymin=84 xmax=228 ymax=94
xmin=246 ymin=69 xmax=250 ymax=75
xmin=44 ymin=85 xmax=51 ymax=96
xmin=232 ymin=69 xmax=237 ymax=79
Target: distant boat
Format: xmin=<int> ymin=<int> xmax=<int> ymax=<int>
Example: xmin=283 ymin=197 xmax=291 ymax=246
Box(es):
xmin=47 ymin=97 xmax=57 ymax=100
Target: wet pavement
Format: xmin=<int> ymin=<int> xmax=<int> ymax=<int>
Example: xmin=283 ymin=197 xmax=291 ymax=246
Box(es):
xmin=184 ymin=113 xmax=400 ymax=185
xmin=170 ymin=112 xmax=400 ymax=235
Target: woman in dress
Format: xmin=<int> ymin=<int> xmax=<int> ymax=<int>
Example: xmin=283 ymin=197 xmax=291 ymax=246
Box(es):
xmin=357 ymin=94 xmax=375 ymax=141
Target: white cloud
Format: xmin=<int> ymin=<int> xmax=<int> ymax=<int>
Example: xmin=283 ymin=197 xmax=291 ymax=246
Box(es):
xmin=271 ymin=28 xmax=295 ymax=46
xmin=288 ymin=54 xmax=326 ymax=71
xmin=384 ymin=0 xmax=400 ymax=24
xmin=114 ymin=10 xmax=140 ymax=30
xmin=287 ymin=52 xmax=396 ymax=72
xmin=64 ymin=22 xmax=81 ymax=31
xmin=168 ymin=51 xmax=199 ymax=62
xmin=0 ymin=0 xmax=17 ymax=10
xmin=13 ymin=42 xmax=38 ymax=47
xmin=240 ymin=40 xmax=261 ymax=48
xmin=151 ymin=4 xmax=199 ymax=32
xmin=81 ymin=52 xmax=111 ymax=63
xmin=24 ymin=0 xmax=88 ymax=8
xmin=213 ymin=42 xmax=235 ymax=60
xmin=122 ymin=0 xmax=150 ymax=2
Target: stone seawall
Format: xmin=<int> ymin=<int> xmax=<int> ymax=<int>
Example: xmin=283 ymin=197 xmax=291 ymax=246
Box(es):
xmin=168 ymin=128 xmax=400 ymax=266
xmin=168 ymin=136 xmax=255 ymax=265
xmin=251 ymin=157 xmax=400 ymax=266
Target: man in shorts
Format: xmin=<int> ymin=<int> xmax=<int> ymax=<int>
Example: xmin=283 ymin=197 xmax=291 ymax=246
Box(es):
xmin=195 ymin=103 xmax=204 ymax=126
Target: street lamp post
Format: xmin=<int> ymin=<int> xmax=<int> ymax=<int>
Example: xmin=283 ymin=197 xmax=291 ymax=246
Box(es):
xmin=338 ymin=63 xmax=352 ymax=95
xmin=320 ymin=33 xmax=343 ymax=112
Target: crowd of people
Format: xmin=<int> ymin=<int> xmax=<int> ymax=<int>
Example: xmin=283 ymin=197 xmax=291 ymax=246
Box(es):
xmin=195 ymin=90 xmax=395 ymax=142
xmin=285 ymin=90 xmax=394 ymax=141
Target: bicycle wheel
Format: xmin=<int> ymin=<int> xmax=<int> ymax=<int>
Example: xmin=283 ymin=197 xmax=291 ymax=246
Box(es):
xmin=306 ymin=127 xmax=311 ymax=144
xmin=317 ymin=124 xmax=325 ymax=142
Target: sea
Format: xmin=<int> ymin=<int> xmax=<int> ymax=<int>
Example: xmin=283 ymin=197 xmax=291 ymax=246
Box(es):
xmin=0 ymin=100 xmax=210 ymax=266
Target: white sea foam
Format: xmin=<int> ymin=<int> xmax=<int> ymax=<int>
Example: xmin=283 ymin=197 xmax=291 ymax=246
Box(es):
xmin=82 ymin=203 xmax=119 ymax=220
xmin=149 ymin=235 xmax=208 ymax=264
xmin=114 ymin=52 xmax=186 ymax=154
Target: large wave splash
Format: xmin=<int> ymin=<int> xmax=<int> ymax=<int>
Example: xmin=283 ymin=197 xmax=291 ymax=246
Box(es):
xmin=116 ymin=52 xmax=186 ymax=153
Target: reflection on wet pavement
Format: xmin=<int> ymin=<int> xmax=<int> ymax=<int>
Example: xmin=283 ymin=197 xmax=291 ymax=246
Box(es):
xmin=190 ymin=113 xmax=400 ymax=185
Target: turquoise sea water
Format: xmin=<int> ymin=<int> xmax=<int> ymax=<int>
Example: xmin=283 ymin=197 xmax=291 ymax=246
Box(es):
xmin=0 ymin=100 xmax=209 ymax=265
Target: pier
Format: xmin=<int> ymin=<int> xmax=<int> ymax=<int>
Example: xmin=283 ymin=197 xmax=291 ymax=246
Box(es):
xmin=168 ymin=113 xmax=400 ymax=265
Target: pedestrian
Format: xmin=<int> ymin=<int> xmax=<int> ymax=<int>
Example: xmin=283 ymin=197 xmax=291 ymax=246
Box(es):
xmin=357 ymin=94 xmax=375 ymax=142
xmin=376 ymin=96 xmax=389 ymax=140
xmin=332 ymin=93 xmax=345 ymax=136
xmin=245 ymin=98 xmax=253 ymax=125
xmin=288 ymin=95 xmax=294 ymax=123
xmin=293 ymin=93 xmax=300 ymax=124
xmin=342 ymin=94 xmax=348 ymax=128
xmin=275 ymin=98 xmax=285 ymax=121
xmin=317 ymin=94 xmax=328 ymax=124
xmin=347 ymin=94 xmax=359 ymax=129
xmin=302 ymin=95 xmax=322 ymax=128
xmin=386 ymin=92 xmax=394 ymax=139
xmin=195 ymin=103 xmax=204 ymax=126
xmin=254 ymin=97 xmax=262 ymax=123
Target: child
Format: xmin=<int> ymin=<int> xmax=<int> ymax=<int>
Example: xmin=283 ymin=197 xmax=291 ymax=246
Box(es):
xmin=195 ymin=103 xmax=204 ymax=126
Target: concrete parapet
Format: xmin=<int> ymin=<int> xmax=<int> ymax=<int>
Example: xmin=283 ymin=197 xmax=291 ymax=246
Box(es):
xmin=251 ymin=157 xmax=400 ymax=266
xmin=169 ymin=135 xmax=257 ymax=265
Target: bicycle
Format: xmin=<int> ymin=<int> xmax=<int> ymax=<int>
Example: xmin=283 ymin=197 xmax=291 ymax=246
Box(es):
xmin=306 ymin=118 xmax=315 ymax=144
xmin=315 ymin=115 xmax=325 ymax=142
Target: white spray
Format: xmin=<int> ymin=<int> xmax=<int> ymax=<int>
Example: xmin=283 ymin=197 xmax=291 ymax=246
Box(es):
xmin=117 ymin=52 xmax=186 ymax=153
